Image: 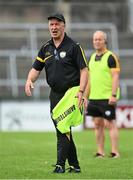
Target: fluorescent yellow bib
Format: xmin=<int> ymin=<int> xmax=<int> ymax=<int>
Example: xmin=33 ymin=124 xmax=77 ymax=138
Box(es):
xmin=52 ymin=86 xmax=84 ymax=133
xmin=89 ymin=51 xmax=120 ymax=99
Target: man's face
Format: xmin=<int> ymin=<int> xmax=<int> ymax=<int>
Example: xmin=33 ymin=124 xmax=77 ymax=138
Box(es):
xmin=93 ymin=32 xmax=106 ymax=51
xmin=48 ymin=19 xmax=65 ymax=39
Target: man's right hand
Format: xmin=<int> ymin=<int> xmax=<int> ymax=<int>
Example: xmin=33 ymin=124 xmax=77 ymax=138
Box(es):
xmin=25 ymin=79 xmax=34 ymax=96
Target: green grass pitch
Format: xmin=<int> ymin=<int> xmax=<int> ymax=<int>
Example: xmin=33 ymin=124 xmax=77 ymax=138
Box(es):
xmin=0 ymin=130 xmax=133 ymax=179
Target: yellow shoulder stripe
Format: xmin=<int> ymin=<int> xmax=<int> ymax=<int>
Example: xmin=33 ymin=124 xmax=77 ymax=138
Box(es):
xmin=36 ymin=56 xmax=44 ymax=62
xmin=43 ymin=42 xmax=50 ymax=48
xmin=36 ymin=55 xmax=53 ymax=63
xmin=44 ymin=55 xmax=53 ymax=62
xmin=112 ymin=53 xmax=120 ymax=69
xmin=79 ymin=45 xmax=88 ymax=66
xmin=111 ymin=68 xmax=120 ymax=72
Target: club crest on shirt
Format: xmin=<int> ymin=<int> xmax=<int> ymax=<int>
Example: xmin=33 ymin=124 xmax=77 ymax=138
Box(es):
xmin=105 ymin=110 xmax=111 ymax=116
xmin=60 ymin=51 xmax=66 ymax=58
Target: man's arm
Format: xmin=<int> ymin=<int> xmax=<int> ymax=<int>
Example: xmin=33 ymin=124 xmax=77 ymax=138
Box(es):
xmin=111 ymin=70 xmax=120 ymax=96
xmin=83 ymin=70 xmax=90 ymax=98
xmin=25 ymin=68 xmax=41 ymax=96
xmin=80 ymin=67 xmax=88 ymax=92
xmin=108 ymin=53 xmax=120 ymax=104
xmin=109 ymin=70 xmax=120 ymax=105
xmin=77 ymin=67 xmax=88 ymax=107
xmin=83 ymin=72 xmax=90 ymax=110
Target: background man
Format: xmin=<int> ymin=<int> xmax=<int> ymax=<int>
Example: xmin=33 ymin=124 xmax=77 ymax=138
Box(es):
xmin=84 ymin=30 xmax=120 ymax=158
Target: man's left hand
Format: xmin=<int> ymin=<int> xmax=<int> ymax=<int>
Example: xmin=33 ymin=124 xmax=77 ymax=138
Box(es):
xmin=108 ymin=96 xmax=117 ymax=105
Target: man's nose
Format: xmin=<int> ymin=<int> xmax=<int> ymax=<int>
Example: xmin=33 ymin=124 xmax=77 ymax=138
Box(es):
xmin=52 ymin=24 xmax=57 ymax=29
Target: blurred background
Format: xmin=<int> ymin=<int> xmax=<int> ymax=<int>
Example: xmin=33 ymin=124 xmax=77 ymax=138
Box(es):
xmin=0 ymin=0 xmax=133 ymax=131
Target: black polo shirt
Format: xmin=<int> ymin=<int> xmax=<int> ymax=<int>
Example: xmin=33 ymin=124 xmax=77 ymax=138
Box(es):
xmin=32 ymin=33 xmax=87 ymax=92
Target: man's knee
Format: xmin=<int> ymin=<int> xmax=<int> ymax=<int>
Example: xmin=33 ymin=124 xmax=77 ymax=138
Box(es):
xmin=105 ymin=120 xmax=116 ymax=129
xmin=94 ymin=119 xmax=104 ymax=129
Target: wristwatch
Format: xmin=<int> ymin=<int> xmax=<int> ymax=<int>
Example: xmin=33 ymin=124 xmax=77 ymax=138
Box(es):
xmin=79 ymin=90 xmax=84 ymax=94
xmin=112 ymin=94 xmax=117 ymax=97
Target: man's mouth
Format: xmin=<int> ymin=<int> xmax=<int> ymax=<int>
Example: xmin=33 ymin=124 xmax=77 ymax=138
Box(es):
xmin=52 ymin=30 xmax=58 ymax=35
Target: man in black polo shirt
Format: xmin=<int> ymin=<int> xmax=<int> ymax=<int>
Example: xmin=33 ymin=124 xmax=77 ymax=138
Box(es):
xmin=25 ymin=13 xmax=88 ymax=173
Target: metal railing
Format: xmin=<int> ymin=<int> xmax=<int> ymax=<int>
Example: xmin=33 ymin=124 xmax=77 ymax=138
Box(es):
xmin=0 ymin=23 xmax=132 ymax=100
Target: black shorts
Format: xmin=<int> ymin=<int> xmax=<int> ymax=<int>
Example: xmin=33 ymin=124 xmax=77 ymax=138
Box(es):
xmin=87 ymin=100 xmax=116 ymax=120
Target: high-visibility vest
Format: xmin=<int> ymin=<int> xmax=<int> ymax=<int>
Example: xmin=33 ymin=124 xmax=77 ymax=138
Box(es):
xmin=52 ymin=86 xmax=84 ymax=133
xmin=88 ymin=50 xmax=120 ymax=99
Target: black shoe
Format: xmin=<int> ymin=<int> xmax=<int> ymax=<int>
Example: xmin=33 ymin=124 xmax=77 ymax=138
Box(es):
xmin=109 ymin=152 xmax=120 ymax=158
xmin=94 ymin=153 xmax=104 ymax=158
xmin=53 ymin=165 xmax=65 ymax=173
xmin=67 ymin=166 xmax=81 ymax=173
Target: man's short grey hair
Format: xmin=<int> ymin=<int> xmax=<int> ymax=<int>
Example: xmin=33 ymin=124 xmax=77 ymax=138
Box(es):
xmin=94 ymin=30 xmax=107 ymax=42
